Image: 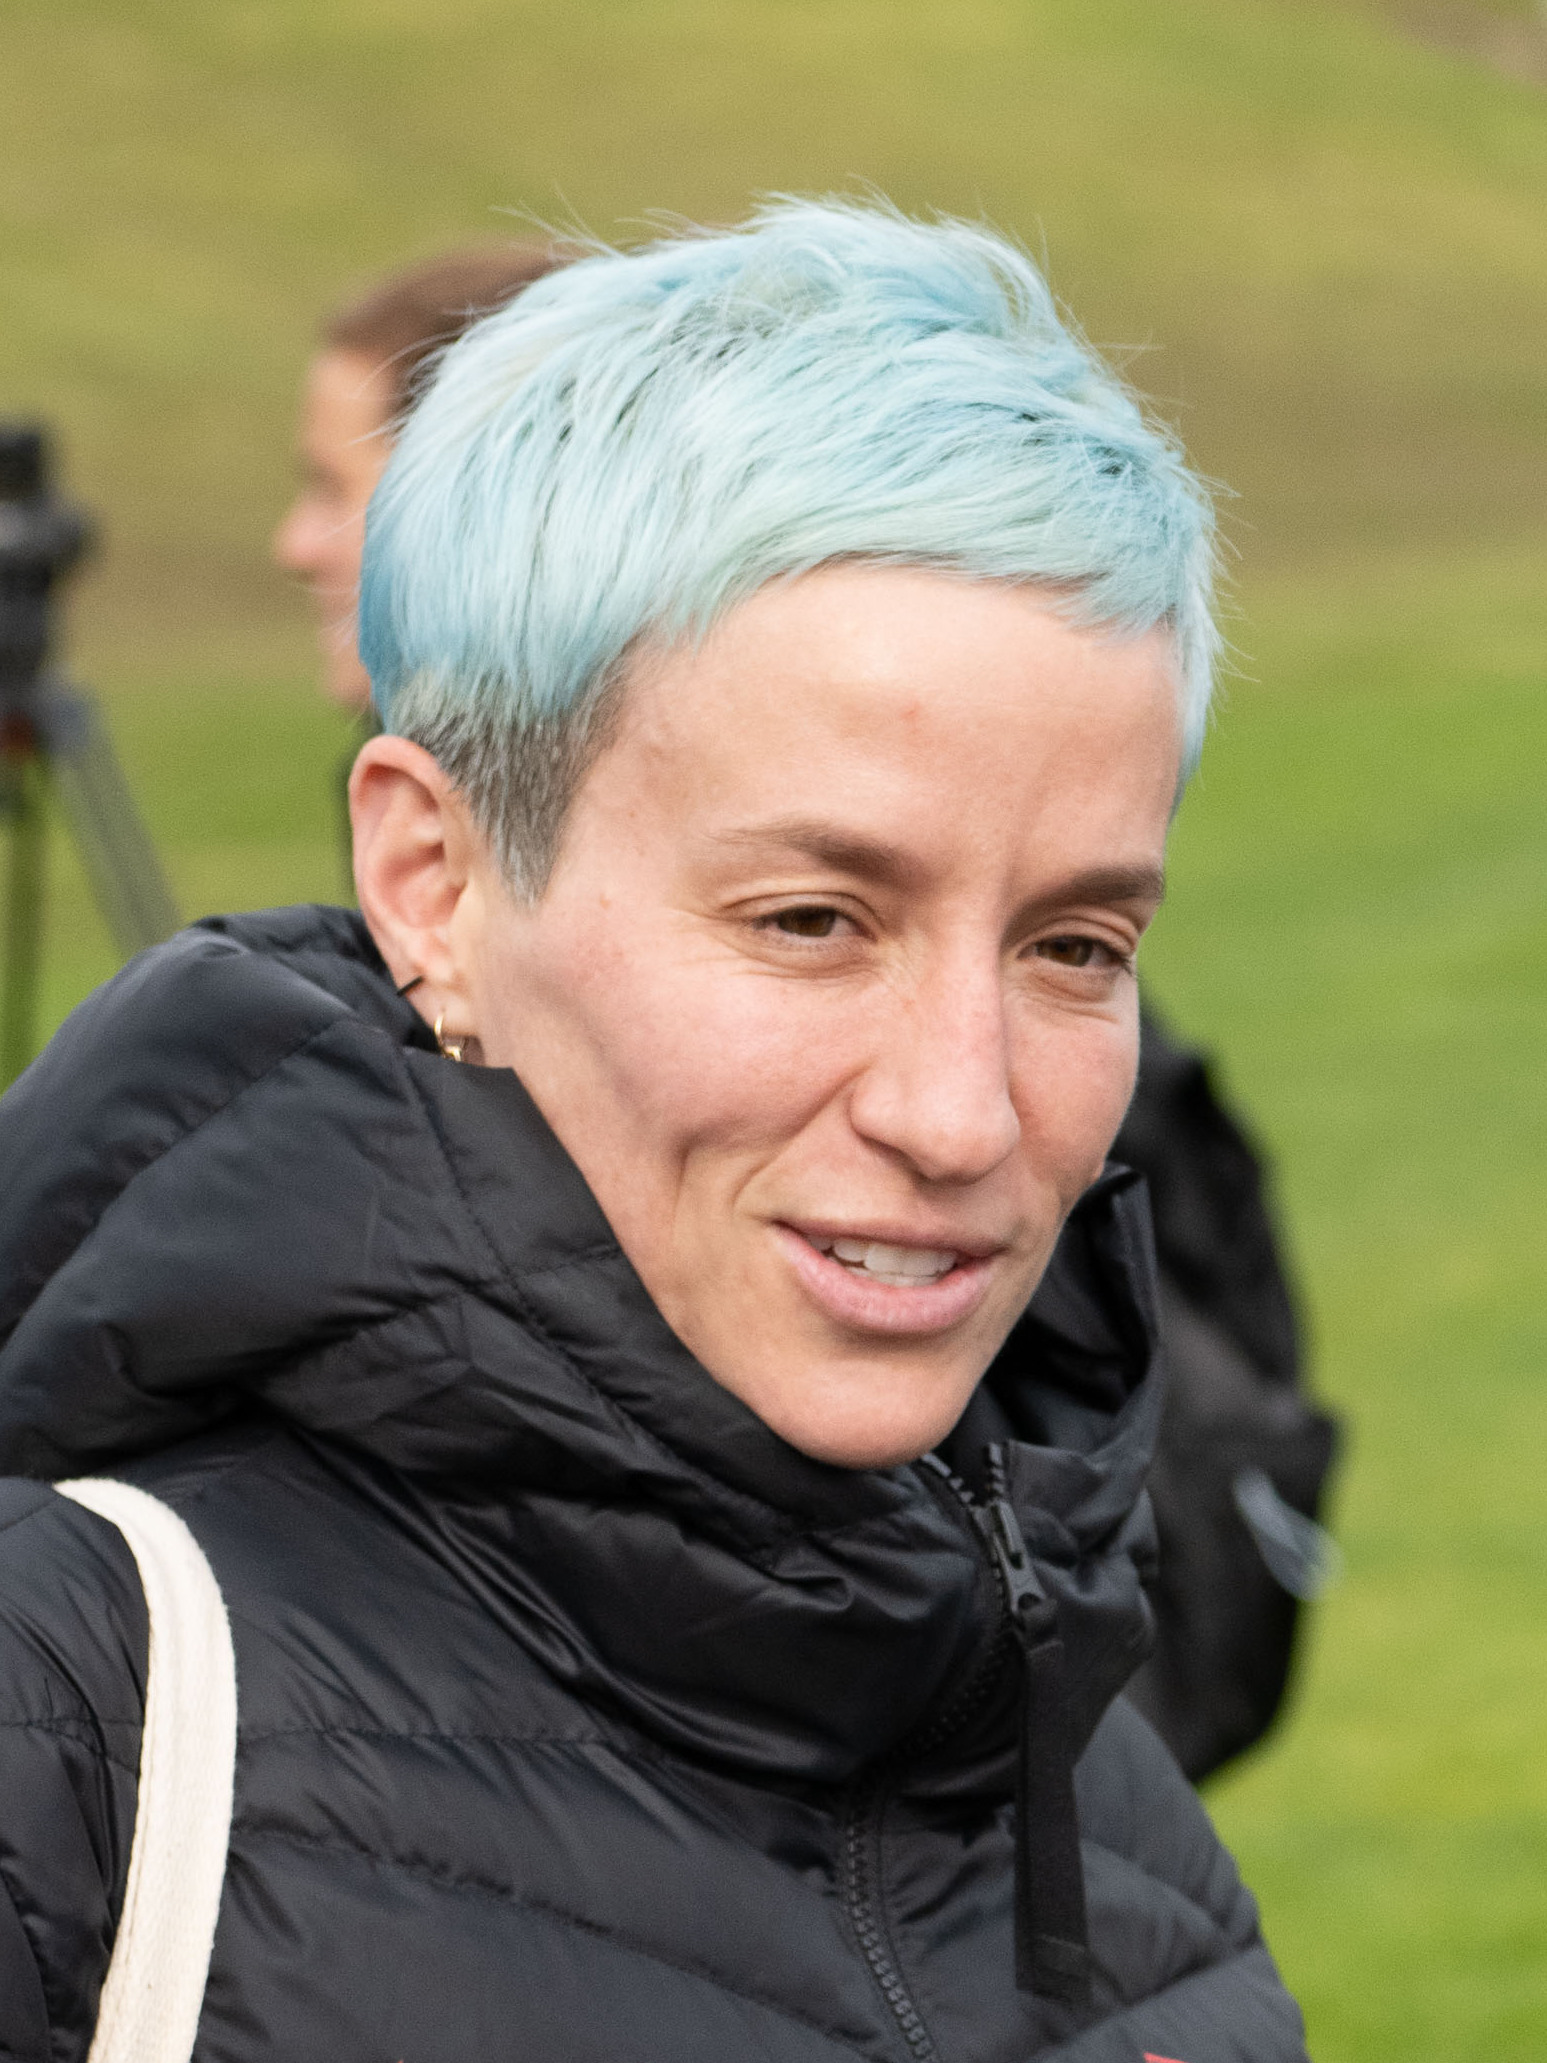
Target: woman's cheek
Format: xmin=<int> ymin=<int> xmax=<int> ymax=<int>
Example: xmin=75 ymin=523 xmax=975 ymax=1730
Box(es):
xmin=1015 ymin=1018 xmax=1139 ymax=1196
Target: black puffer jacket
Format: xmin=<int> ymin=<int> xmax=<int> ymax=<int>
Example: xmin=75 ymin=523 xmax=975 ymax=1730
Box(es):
xmin=0 ymin=907 xmax=1307 ymax=2063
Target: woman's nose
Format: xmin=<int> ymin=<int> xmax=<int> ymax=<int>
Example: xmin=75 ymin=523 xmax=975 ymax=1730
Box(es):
xmin=273 ymin=499 xmax=315 ymax=575
xmin=846 ymin=962 xmax=1021 ymax=1186
xmin=273 ymin=495 xmax=337 ymax=578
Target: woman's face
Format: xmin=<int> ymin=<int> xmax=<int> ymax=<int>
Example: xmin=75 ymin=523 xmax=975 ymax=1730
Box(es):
xmin=384 ymin=565 xmax=1181 ymax=1469
xmin=272 ymin=348 xmax=395 ymax=712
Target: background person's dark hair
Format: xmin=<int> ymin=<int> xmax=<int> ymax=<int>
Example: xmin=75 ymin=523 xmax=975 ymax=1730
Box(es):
xmin=323 ymin=243 xmax=569 ymax=414
xmin=275 ymin=241 xmax=572 ymax=719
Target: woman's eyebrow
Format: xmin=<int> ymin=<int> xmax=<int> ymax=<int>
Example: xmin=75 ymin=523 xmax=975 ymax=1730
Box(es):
xmin=709 ymin=825 xmax=1165 ymax=914
xmin=709 ymin=817 xmax=928 ymax=889
xmin=1024 ymin=863 xmax=1167 ymax=913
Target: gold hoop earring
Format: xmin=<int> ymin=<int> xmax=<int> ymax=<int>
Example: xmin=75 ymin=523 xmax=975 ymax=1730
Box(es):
xmin=433 ymin=1011 xmax=469 ymax=1064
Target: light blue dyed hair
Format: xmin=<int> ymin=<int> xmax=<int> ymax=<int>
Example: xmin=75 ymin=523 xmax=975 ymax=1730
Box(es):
xmin=361 ymin=198 xmax=1216 ymax=894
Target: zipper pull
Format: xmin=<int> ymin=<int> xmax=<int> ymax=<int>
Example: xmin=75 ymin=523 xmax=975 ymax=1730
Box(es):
xmin=980 ymin=1494 xmax=1058 ymax=1639
xmin=979 ymin=1459 xmax=1092 ymax=2007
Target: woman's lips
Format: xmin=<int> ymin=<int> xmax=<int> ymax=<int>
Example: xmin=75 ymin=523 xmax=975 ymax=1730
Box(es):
xmin=774 ymin=1223 xmax=997 ymax=1336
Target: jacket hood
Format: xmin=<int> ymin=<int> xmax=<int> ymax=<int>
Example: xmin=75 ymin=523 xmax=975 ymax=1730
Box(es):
xmin=0 ymin=906 xmax=1161 ymax=1784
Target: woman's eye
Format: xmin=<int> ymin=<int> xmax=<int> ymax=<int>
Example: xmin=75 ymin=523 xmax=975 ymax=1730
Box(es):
xmin=1037 ymin=934 xmax=1109 ymax=968
xmin=772 ymin=906 xmax=842 ymax=939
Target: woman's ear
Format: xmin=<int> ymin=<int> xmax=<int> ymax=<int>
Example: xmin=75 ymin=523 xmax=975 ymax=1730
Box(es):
xmin=350 ymin=736 xmax=481 ymax=1011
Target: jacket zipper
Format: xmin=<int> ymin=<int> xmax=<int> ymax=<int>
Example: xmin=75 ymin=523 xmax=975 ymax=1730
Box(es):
xmin=839 ymin=1452 xmax=1031 ymax=2063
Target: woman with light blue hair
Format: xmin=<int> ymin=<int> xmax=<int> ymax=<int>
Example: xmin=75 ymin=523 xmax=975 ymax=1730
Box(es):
xmin=0 ymin=201 xmax=1305 ymax=2061
xmin=363 ymin=199 xmax=1216 ymax=892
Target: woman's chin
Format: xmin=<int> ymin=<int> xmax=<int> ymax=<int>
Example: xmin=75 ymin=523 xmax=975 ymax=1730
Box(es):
xmin=731 ymin=1361 xmax=982 ymax=1471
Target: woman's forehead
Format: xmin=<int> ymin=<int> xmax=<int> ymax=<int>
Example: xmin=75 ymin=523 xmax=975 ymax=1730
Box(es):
xmin=564 ymin=566 xmax=1181 ymax=895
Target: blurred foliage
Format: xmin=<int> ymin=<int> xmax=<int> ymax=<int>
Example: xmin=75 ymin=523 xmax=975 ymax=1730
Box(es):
xmin=2 ymin=4 xmax=1546 ymax=2058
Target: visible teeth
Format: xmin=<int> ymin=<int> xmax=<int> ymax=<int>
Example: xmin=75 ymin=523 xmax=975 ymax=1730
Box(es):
xmin=826 ymin=1238 xmax=959 ymax=1285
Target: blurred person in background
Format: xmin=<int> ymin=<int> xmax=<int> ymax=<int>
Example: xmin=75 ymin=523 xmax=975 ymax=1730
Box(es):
xmin=273 ymin=242 xmax=566 ymax=714
xmin=0 ymin=200 xmax=1308 ymax=2060
xmin=275 ymin=239 xmax=1341 ymax=1792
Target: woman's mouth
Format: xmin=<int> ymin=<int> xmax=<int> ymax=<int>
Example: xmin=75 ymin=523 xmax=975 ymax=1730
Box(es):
xmin=775 ymin=1224 xmax=999 ymax=1335
xmin=813 ymin=1237 xmax=961 ymax=1286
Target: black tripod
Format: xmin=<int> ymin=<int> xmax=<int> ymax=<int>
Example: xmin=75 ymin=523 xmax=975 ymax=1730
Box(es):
xmin=0 ymin=425 xmax=179 ymax=1085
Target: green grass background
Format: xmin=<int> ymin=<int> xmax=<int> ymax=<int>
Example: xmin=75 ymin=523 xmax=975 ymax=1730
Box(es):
xmin=4 ymin=3 xmax=1546 ymax=2055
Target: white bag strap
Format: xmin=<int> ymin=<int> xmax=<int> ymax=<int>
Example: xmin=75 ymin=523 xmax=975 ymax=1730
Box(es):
xmin=55 ymin=1478 xmax=238 ymax=2063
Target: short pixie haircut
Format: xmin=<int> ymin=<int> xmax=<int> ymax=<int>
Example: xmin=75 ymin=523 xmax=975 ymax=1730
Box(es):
xmin=361 ymin=199 xmax=1216 ymax=896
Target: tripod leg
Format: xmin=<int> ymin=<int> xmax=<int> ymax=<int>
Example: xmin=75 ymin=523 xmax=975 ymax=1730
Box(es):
xmin=1 ymin=746 xmax=46 ymax=1085
xmin=39 ymin=687 xmax=179 ymax=957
